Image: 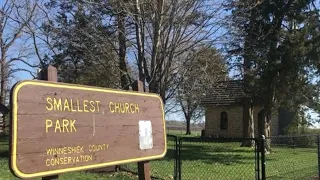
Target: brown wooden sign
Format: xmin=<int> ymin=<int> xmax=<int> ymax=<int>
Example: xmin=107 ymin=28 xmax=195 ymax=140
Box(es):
xmin=10 ymin=80 xmax=166 ymax=179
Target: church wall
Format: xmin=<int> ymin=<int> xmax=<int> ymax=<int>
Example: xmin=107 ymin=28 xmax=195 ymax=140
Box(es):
xmin=205 ymin=105 xmax=243 ymax=138
xmin=204 ymin=105 xmax=279 ymax=138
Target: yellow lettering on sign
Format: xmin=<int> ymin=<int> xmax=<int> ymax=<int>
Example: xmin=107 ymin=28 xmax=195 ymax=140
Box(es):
xmin=53 ymin=98 xmax=62 ymax=111
xmin=109 ymin=102 xmax=114 ymax=113
xmin=88 ymin=144 xmax=109 ymax=152
xmin=70 ymin=99 xmax=76 ymax=112
xmin=45 ymin=97 xmax=101 ymax=113
xmin=45 ymin=119 xmax=77 ymax=133
xmin=45 ymin=119 xmax=52 ymax=133
xmin=120 ymin=103 xmax=125 ymax=113
xmin=55 ymin=120 xmax=61 ymax=132
xmin=45 ymin=154 xmax=93 ymax=166
xmin=89 ymin=101 xmax=96 ymax=112
xmin=63 ymin=99 xmax=70 ymax=111
xmin=130 ymin=103 xmax=134 ymax=113
xmin=114 ymin=103 xmax=120 ymax=113
xmin=109 ymin=102 xmax=139 ymax=114
xmin=96 ymin=101 xmax=100 ymax=112
xmin=76 ymin=100 xmax=83 ymax=112
xmin=135 ymin=103 xmax=139 ymax=113
xmin=46 ymin=146 xmax=84 ymax=155
xmin=125 ymin=103 xmax=130 ymax=113
xmin=83 ymin=100 xmax=89 ymax=112
xmin=46 ymin=97 xmax=53 ymax=111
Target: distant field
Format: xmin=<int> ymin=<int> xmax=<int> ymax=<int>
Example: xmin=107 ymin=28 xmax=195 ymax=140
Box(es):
xmin=166 ymin=129 xmax=202 ymax=137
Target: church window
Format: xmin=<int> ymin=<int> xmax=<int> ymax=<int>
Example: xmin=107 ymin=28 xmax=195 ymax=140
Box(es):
xmin=220 ymin=111 xmax=228 ymax=130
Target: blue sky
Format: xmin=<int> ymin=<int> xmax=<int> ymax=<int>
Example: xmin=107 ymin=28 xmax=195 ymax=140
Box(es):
xmin=7 ymin=0 xmax=320 ymax=127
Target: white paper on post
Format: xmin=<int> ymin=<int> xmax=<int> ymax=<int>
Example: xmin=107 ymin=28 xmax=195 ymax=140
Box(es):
xmin=138 ymin=120 xmax=153 ymax=150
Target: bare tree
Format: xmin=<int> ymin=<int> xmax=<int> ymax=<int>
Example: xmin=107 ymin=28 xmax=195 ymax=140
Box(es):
xmin=175 ymin=46 xmax=227 ymax=135
xmin=117 ymin=1 xmax=131 ymax=90
xmin=31 ymin=0 xmax=226 ymax=115
xmin=0 ymin=0 xmax=37 ymax=105
xmin=117 ymin=0 xmax=226 ymax=106
xmin=23 ymin=0 xmax=58 ymax=68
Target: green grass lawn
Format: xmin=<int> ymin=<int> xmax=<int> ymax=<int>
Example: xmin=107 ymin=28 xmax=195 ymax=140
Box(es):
xmin=122 ymin=135 xmax=318 ymax=180
xmin=266 ymin=146 xmax=318 ymax=180
xmin=177 ymin=140 xmax=317 ymax=180
xmin=1 ymin=135 xmax=318 ymax=180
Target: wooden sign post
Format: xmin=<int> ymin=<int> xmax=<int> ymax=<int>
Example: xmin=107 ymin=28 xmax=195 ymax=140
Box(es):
xmin=132 ymin=80 xmax=151 ymax=180
xmin=37 ymin=65 xmax=58 ymax=180
xmin=9 ymin=74 xmax=166 ymax=179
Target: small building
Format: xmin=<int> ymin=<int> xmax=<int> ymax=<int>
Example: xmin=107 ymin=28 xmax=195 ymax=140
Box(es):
xmin=201 ymin=80 xmax=292 ymax=138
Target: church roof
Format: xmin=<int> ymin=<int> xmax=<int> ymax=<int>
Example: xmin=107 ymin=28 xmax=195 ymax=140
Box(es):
xmin=201 ymin=80 xmax=245 ymax=105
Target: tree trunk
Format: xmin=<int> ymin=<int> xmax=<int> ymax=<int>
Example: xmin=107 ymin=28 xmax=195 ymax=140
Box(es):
xmin=0 ymin=58 xmax=6 ymax=135
xmin=258 ymin=108 xmax=271 ymax=153
xmin=0 ymin=74 xmax=6 ymax=105
xmin=150 ymin=0 xmax=163 ymax=72
xmin=134 ymin=0 xmax=145 ymax=86
xmin=0 ymin=53 xmax=7 ymax=105
xmin=118 ymin=11 xmax=129 ymax=90
xmin=240 ymin=0 xmax=257 ymax=147
xmin=185 ymin=115 xmax=191 ymax=135
xmin=241 ymin=98 xmax=255 ymax=147
xmin=264 ymin=109 xmax=272 ymax=153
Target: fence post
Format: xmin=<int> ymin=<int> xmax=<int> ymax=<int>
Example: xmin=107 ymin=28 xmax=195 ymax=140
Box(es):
xmin=178 ymin=138 xmax=182 ymax=180
xmin=255 ymin=139 xmax=260 ymax=180
xmin=317 ymin=135 xmax=320 ymax=178
xmin=292 ymin=136 xmax=295 ymax=148
xmin=173 ymin=136 xmax=177 ymax=180
xmin=133 ymin=80 xmax=151 ymax=180
xmin=261 ymin=135 xmax=266 ymax=180
xmin=38 ymin=65 xmax=58 ymax=180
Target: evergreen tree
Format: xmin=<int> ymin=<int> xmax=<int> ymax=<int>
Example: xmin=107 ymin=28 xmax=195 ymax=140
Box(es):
xmin=226 ymin=0 xmax=320 ymax=151
xmin=44 ymin=0 xmax=121 ymax=88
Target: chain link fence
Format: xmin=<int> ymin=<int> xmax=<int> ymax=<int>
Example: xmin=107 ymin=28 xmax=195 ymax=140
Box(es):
xmin=119 ymin=135 xmax=178 ymax=179
xmin=266 ymin=135 xmax=318 ymax=180
xmin=120 ymin=134 xmax=320 ymax=180
xmin=179 ymin=137 xmax=260 ymax=180
xmin=2 ymin=132 xmax=320 ymax=179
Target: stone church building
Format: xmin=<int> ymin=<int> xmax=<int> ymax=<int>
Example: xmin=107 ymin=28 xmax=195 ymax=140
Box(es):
xmin=201 ymin=80 xmax=293 ymax=138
